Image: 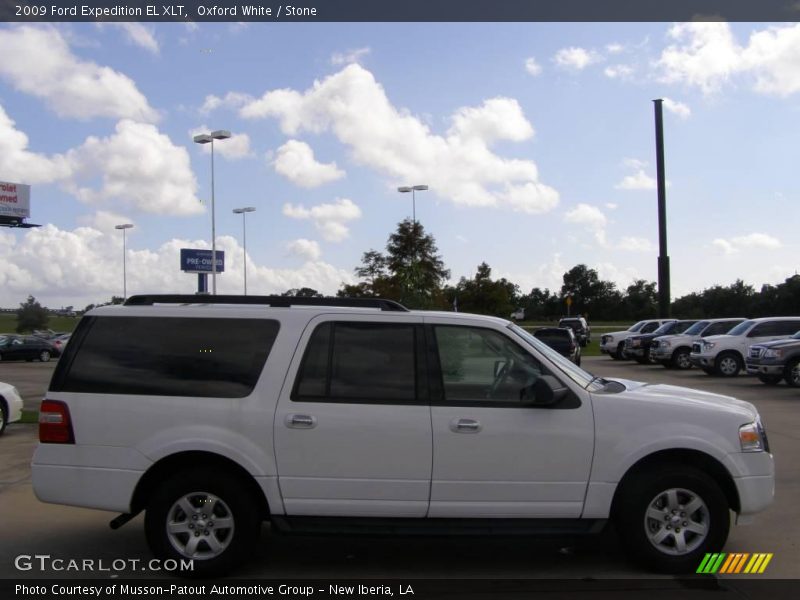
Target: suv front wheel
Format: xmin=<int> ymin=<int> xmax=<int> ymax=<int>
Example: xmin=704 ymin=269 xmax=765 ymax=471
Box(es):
xmin=714 ymin=352 xmax=742 ymax=377
xmin=145 ymin=468 xmax=261 ymax=577
xmin=615 ymin=466 xmax=729 ymax=573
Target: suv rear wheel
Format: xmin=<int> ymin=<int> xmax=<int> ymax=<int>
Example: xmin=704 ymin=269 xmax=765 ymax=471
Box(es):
xmin=615 ymin=466 xmax=729 ymax=573
xmin=757 ymin=374 xmax=782 ymax=385
xmin=714 ymin=352 xmax=742 ymax=377
xmin=145 ymin=469 xmax=261 ymax=577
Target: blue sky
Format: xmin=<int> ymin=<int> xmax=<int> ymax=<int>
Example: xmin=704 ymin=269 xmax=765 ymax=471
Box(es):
xmin=1 ymin=22 xmax=798 ymax=308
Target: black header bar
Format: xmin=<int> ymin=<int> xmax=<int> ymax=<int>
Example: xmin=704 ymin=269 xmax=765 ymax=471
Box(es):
xmin=2 ymin=0 xmax=800 ymax=23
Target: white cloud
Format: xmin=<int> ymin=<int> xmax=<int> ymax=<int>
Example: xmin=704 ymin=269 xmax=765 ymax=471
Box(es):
xmin=662 ymin=97 xmax=692 ymax=119
xmin=605 ymin=202 xmax=618 ymax=210
xmin=0 ymin=225 xmax=353 ymax=306
xmin=604 ymin=64 xmax=634 ymax=79
xmin=618 ymin=236 xmax=655 ymax=252
xmin=622 ymin=158 xmax=647 ymax=170
xmin=596 ymin=262 xmax=641 ymax=289
xmin=656 ymin=22 xmax=800 ymax=97
xmin=553 ymin=46 xmax=602 ymax=70
xmin=238 ymin=64 xmax=559 ymax=215
xmin=331 ymin=47 xmax=371 ymax=66
xmin=104 ymin=23 xmax=159 ymax=54
xmin=524 ymin=57 xmax=542 ymax=76
xmin=615 ymin=169 xmax=657 ymax=191
xmin=606 ymin=43 xmax=625 ymax=54
xmin=286 ymin=238 xmax=322 ymax=261
xmin=714 ymin=232 xmax=782 ymax=255
xmin=283 ymin=198 xmax=362 ymax=242
xmin=66 ymin=120 xmax=202 ymax=215
xmin=190 ymin=125 xmax=253 ymax=160
xmin=0 ymin=26 xmax=158 ymax=122
xmin=0 ymin=104 xmax=71 ymax=184
xmin=76 ymin=210 xmax=134 ymax=232
xmin=272 ymin=140 xmax=346 ymax=188
xmin=199 ymin=92 xmax=252 ymax=115
xmin=564 ymin=203 xmax=608 ymax=246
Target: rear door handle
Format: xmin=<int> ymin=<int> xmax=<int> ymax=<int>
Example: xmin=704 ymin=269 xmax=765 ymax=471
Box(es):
xmin=285 ymin=414 xmax=317 ymax=429
xmin=450 ymin=418 xmax=482 ymax=433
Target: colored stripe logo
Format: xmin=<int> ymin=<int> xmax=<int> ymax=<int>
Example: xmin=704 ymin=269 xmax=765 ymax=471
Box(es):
xmin=697 ymin=553 xmax=773 ymax=574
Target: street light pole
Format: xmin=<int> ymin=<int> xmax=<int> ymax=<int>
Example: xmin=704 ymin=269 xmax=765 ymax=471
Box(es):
xmin=114 ymin=223 xmax=134 ymax=301
xmin=232 ymin=207 xmax=256 ymax=295
xmin=193 ymin=130 xmax=231 ymax=295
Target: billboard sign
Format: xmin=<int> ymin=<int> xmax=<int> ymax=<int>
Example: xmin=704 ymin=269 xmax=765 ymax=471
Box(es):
xmin=0 ymin=181 xmax=31 ymax=218
xmin=180 ymin=248 xmax=225 ymax=273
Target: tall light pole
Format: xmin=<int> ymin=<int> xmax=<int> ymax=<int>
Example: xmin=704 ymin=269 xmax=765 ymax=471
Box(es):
xmin=232 ymin=206 xmax=256 ymax=295
xmin=193 ymin=129 xmax=231 ymax=295
xmin=114 ymin=223 xmax=134 ymax=301
xmin=397 ymin=185 xmax=428 ymax=298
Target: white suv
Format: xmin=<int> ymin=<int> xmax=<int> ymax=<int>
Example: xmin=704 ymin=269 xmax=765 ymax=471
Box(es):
xmin=600 ymin=319 xmax=675 ymax=360
xmin=33 ymin=295 xmax=774 ymax=575
xmin=689 ymin=317 xmax=800 ymax=377
xmin=650 ymin=318 xmax=746 ymax=370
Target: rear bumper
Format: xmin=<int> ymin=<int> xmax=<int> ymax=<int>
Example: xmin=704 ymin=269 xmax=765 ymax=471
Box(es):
xmin=32 ymin=464 xmax=141 ymax=513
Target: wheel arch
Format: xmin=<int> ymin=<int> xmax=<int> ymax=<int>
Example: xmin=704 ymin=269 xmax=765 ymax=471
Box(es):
xmin=610 ymin=448 xmax=740 ymax=517
xmin=130 ymin=451 xmax=271 ymax=518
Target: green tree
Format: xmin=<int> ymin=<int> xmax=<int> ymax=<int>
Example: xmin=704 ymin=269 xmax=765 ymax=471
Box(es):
xmin=281 ymin=288 xmax=323 ymax=297
xmin=625 ymin=279 xmax=658 ymax=320
xmin=448 ymin=262 xmax=519 ymax=317
xmin=16 ymin=295 xmax=49 ymax=333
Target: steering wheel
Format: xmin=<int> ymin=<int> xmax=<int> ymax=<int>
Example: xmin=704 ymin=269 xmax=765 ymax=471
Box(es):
xmin=487 ymin=359 xmax=513 ymax=399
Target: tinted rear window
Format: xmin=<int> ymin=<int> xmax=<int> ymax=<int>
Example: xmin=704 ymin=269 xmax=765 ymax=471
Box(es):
xmin=534 ymin=329 xmax=571 ymax=343
xmin=52 ymin=316 xmax=279 ymax=398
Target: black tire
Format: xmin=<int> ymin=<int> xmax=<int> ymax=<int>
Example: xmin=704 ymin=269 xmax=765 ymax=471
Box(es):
xmin=616 ymin=342 xmax=628 ymax=360
xmin=670 ymin=348 xmax=692 ymax=370
xmin=785 ymin=358 xmax=800 ymax=388
xmin=0 ymin=400 xmax=8 ymax=436
xmin=757 ymin=374 xmax=783 ymax=386
xmin=714 ymin=352 xmax=742 ymax=377
xmin=145 ymin=468 xmax=261 ymax=577
xmin=39 ymin=350 xmax=51 ymax=363
xmin=615 ymin=466 xmax=730 ymax=573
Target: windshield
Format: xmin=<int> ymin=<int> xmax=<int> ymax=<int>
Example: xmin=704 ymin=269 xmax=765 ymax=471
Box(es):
xmin=509 ymin=324 xmax=601 ymax=390
xmin=683 ymin=321 xmax=709 ymax=336
xmin=628 ymin=321 xmax=646 ymax=332
xmin=792 ymin=331 xmax=800 ymax=340
xmin=652 ymin=322 xmax=676 ymax=336
xmin=727 ymin=320 xmax=754 ymax=336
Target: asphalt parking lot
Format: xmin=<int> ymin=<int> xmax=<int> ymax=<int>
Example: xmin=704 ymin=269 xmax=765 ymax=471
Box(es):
xmin=0 ymin=358 xmax=797 ymax=581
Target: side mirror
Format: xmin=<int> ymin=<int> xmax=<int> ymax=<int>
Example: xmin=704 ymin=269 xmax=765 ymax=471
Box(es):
xmin=521 ymin=375 xmax=569 ymax=407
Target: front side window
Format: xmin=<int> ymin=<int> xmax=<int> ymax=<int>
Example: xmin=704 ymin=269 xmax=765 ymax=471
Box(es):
xmin=293 ymin=321 xmax=417 ymax=402
xmin=434 ymin=325 xmax=543 ymax=405
xmin=641 ymin=322 xmax=661 ymax=334
xmin=728 ymin=320 xmax=754 ymax=336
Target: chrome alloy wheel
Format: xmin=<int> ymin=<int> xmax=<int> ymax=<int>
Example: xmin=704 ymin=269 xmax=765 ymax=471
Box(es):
xmin=718 ymin=356 xmax=739 ymax=376
xmin=644 ymin=488 xmax=710 ymax=556
xmin=165 ymin=492 xmax=235 ymax=560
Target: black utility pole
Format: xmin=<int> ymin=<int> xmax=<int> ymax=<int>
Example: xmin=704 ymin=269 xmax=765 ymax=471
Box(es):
xmin=653 ymin=99 xmax=671 ymax=318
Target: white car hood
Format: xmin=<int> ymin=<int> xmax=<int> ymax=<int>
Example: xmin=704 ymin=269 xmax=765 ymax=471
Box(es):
xmin=606 ymin=377 xmax=756 ymax=421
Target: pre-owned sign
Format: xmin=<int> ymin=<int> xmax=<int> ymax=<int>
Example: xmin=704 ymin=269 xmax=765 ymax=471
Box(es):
xmin=180 ymin=248 xmax=225 ymax=273
xmin=0 ymin=181 xmax=30 ymax=218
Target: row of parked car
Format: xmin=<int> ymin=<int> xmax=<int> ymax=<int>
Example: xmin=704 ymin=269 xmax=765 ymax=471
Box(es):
xmin=600 ymin=317 xmax=800 ymax=386
xmin=0 ymin=331 xmax=71 ymax=363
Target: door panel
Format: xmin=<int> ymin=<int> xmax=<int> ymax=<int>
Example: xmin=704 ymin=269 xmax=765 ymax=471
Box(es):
xmin=427 ymin=321 xmax=594 ymax=518
xmin=274 ymin=317 xmax=432 ymax=517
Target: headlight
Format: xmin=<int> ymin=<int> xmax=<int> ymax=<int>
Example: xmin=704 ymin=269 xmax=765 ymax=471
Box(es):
xmin=739 ymin=418 xmax=769 ymax=453
xmin=606 ymin=336 xmax=614 ymax=343
xmin=662 ymin=341 xmax=671 ymax=348
xmin=703 ymin=342 xmax=716 ymax=351
xmin=764 ymin=349 xmax=783 ymax=359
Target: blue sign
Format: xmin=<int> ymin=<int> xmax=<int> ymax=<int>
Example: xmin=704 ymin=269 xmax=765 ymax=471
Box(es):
xmin=180 ymin=248 xmax=225 ymax=273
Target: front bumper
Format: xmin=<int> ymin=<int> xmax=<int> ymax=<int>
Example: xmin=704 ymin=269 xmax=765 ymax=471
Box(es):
xmin=745 ymin=359 xmax=784 ymax=376
xmin=726 ymin=451 xmax=775 ymax=518
xmin=650 ymin=347 xmax=670 ymax=361
xmin=689 ymin=352 xmax=716 ymax=368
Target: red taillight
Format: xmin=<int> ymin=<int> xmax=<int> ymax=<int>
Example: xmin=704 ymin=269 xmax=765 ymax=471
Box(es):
xmin=39 ymin=399 xmax=74 ymax=444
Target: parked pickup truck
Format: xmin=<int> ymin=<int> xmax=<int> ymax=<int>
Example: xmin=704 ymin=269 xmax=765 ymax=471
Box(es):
xmin=746 ymin=330 xmax=800 ymax=387
xmin=624 ymin=320 xmax=698 ymax=365
xmin=32 ymin=295 xmax=774 ymax=576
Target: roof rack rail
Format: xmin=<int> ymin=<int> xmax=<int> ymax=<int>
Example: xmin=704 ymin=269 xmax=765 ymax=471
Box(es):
xmin=123 ymin=295 xmax=410 ymax=312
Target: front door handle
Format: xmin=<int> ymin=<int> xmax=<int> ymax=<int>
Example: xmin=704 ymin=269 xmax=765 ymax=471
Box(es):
xmin=286 ymin=414 xmax=317 ymax=429
xmin=450 ymin=418 xmax=482 ymax=433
